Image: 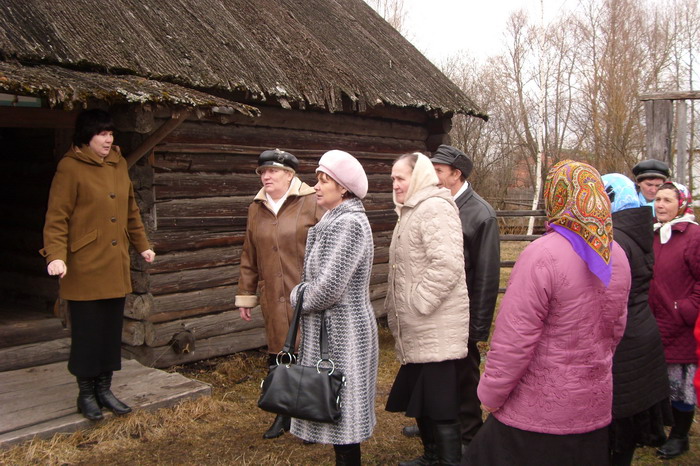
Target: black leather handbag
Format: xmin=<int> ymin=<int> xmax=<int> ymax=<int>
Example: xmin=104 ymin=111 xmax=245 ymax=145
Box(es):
xmin=257 ymin=287 xmax=345 ymax=423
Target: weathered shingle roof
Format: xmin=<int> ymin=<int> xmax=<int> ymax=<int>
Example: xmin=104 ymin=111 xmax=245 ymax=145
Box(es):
xmin=0 ymin=0 xmax=484 ymax=118
xmin=0 ymin=61 xmax=258 ymax=114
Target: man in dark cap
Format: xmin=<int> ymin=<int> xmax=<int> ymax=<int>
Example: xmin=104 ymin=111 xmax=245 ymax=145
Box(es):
xmin=402 ymin=144 xmax=501 ymax=458
xmin=632 ymin=159 xmax=670 ymax=210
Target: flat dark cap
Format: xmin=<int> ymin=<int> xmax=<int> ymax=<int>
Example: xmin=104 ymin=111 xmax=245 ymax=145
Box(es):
xmin=429 ymin=145 xmax=473 ymax=179
xmin=632 ymin=159 xmax=670 ymax=181
xmin=256 ymin=149 xmax=299 ymax=174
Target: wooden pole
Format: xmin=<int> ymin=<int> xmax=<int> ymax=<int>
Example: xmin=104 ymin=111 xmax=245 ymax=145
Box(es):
xmin=126 ymin=110 xmax=191 ymax=168
xmin=644 ymin=100 xmax=673 ymax=163
xmin=676 ymin=100 xmax=688 ymax=184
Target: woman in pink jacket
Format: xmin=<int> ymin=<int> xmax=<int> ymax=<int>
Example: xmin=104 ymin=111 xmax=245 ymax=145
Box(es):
xmin=464 ymin=160 xmax=631 ymax=465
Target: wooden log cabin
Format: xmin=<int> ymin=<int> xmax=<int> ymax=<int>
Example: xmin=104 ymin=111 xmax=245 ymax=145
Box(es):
xmin=0 ymin=0 xmax=485 ymax=370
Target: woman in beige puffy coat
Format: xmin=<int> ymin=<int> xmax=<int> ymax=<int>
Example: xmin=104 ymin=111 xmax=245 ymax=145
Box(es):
xmin=385 ymin=152 xmax=470 ymax=466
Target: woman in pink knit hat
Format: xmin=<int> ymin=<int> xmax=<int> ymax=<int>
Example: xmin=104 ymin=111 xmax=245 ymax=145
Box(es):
xmin=289 ymin=150 xmax=378 ymax=465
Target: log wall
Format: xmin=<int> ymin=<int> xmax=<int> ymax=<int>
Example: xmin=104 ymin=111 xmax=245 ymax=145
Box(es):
xmin=130 ymin=105 xmax=440 ymax=367
xmin=0 ymin=104 xmax=450 ymax=371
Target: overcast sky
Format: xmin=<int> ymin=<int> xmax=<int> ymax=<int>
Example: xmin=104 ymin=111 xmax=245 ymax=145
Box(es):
xmin=398 ymin=0 xmax=582 ymax=65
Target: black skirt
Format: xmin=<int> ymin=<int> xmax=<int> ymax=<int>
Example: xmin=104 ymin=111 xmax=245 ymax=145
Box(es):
xmin=609 ymin=398 xmax=673 ymax=453
xmin=463 ymin=415 xmax=609 ymax=466
xmin=68 ymin=298 xmax=125 ymax=377
xmin=385 ymin=359 xmax=462 ymax=421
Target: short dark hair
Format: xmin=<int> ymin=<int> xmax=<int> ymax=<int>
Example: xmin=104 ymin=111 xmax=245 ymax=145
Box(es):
xmin=72 ymin=109 xmax=115 ymax=146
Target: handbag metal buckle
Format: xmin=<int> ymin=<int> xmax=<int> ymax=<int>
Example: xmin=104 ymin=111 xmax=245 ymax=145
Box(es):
xmin=316 ymin=358 xmax=335 ymax=375
xmin=276 ymin=351 xmax=296 ymax=367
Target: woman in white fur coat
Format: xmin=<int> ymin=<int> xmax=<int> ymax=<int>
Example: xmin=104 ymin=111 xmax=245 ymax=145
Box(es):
xmin=384 ymin=152 xmax=470 ymax=466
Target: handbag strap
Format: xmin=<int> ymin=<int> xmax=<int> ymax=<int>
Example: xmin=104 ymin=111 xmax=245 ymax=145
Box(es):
xmin=281 ymin=286 xmax=305 ymax=355
xmin=280 ymin=286 xmax=332 ymax=365
xmin=320 ymin=313 xmax=330 ymax=360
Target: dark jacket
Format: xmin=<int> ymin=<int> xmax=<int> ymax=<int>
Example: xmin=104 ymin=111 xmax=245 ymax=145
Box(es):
xmin=610 ymin=207 xmax=669 ymax=418
xmin=455 ymin=185 xmax=500 ymax=342
xmin=40 ymin=145 xmax=151 ymax=300
xmin=649 ymin=221 xmax=700 ymax=363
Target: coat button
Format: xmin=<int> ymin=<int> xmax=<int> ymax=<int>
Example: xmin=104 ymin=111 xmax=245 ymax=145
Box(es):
xmin=110 ymin=217 xmax=117 ymax=223
xmin=111 ymin=240 xmax=117 ymax=246
xmin=272 ymin=246 xmax=278 ymax=251
xmin=279 ymin=297 xmax=285 ymax=303
xmin=109 ymin=193 xmax=116 ymax=199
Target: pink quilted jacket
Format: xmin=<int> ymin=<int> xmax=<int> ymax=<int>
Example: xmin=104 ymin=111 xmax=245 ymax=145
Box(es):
xmin=478 ymin=231 xmax=630 ymax=434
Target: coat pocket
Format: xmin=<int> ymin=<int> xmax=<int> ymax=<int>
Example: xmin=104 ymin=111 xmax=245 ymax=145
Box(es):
xmin=70 ymin=229 xmax=98 ymax=253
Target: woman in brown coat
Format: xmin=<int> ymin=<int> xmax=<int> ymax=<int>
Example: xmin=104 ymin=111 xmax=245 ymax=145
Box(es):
xmin=236 ymin=149 xmax=323 ymax=439
xmin=41 ymin=109 xmax=155 ymax=421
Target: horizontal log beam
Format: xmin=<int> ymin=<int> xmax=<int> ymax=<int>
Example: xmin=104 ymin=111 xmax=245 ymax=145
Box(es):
xmin=0 ymin=338 xmax=71 ymax=372
xmin=639 ymin=90 xmax=700 ymax=101
xmin=150 ymin=265 xmax=238 ymax=295
xmin=148 ymin=247 xmax=241 ymax=274
xmin=496 ymin=210 xmax=546 ymax=217
xmin=500 ymin=235 xmax=541 ymax=242
xmin=122 ymin=327 xmax=266 ymax=368
xmin=148 ymin=286 xmax=235 ymax=323
xmin=122 ymin=319 xmax=145 ymax=346
xmin=144 ymin=308 xmax=263 ymax=347
xmin=150 ymin=230 xmax=244 ymax=253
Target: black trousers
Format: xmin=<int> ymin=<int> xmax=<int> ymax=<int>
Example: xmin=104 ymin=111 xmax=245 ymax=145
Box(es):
xmin=457 ymin=339 xmax=483 ymax=445
xmin=68 ymin=298 xmax=125 ymax=377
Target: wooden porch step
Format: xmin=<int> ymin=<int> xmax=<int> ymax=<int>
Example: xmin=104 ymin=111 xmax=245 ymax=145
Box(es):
xmin=0 ymin=359 xmax=211 ymax=448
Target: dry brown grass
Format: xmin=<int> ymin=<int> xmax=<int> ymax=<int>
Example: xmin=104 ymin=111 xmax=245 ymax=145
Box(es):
xmin=2 ymin=240 xmax=699 ymax=464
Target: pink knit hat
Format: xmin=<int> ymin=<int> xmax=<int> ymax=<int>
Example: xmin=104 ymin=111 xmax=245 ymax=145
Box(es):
xmin=316 ymin=150 xmax=368 ymax=199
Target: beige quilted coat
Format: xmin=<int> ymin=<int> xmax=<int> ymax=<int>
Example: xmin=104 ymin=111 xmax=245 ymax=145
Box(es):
xmin=385 ymin=154 xmax=470 ymax=364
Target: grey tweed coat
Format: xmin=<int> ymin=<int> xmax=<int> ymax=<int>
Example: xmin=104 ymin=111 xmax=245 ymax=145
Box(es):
xmin=290 ymin=198 xmax=378 ymax=445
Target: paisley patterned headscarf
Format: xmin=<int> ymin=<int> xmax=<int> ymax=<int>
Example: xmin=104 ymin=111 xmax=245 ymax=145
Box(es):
xmin=653 ymin=181 xmax=697 ymax=244
xmin=601 ymin=173 xmax=641 ymax=213
xmin=544 ymin=160 xmax=613 ymax=285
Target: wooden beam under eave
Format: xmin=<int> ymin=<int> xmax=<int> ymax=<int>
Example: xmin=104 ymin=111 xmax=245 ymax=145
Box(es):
xmin=126 ymin=111 xmax=191 ymax=168
xmin=639 ymin=90 xmax=700 ymax=101
xmin=0 ymin=107 xmax=79 ymax=128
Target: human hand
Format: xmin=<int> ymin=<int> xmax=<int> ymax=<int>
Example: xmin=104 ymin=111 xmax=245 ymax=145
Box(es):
xmin=239 ymin=307 xmax=252 ymax=321
xmin=47 ymin=259 xmax=67 ymax=278
xmin=481 ymin=404 xmax=499 ymax=413
xmin=141 ymin=249 xmax=156 ymax=263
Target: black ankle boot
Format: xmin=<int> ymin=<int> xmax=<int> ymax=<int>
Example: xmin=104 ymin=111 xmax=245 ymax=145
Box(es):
xmin=657 ymin=408 xmax=694 ymax=459
xmin=399 ymin=418 xmax=438 ymax=466
xmin=334 ymin=443 xmax=361 ymax=465
xmin=95 ymin=372 xmax=132 ymax=415
xmin=263 ymin=414 xmax=291 ymax=439
xmin=76 ymin=377 xmax=104 ymax=421
xmin=434 ymin=421 xmax=462 ymax=465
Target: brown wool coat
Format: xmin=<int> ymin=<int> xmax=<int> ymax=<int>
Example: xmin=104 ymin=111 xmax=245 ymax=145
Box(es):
xmin=40 ymin=145 xmax=151 ymax=301
xmin=235 ymin=177 xmax=323 ymax=353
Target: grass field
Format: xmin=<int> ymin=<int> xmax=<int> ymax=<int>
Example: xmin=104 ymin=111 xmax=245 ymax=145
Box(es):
xmin=1 ymin=242 xmax=699 ymax=464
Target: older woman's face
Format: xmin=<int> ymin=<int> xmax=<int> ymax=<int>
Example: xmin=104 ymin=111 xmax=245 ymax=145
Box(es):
xmin=391 ymin=159 xmax=413 ymax=204
xmin=655 ymin=188 xmax=679 ymax=223
xmin=259 ymin=167 xmax=293 ymax=200
xmin=89 ymin=130 xmax=114 ymax=158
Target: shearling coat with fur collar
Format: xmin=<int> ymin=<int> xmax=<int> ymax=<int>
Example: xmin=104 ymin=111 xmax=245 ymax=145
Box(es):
xmin=236 ymin=177 xmax=323 ymax=353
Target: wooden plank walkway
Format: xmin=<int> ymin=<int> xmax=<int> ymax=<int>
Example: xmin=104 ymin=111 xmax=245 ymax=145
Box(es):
xmin=0 ymin=359 xmax=211 ymax=448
